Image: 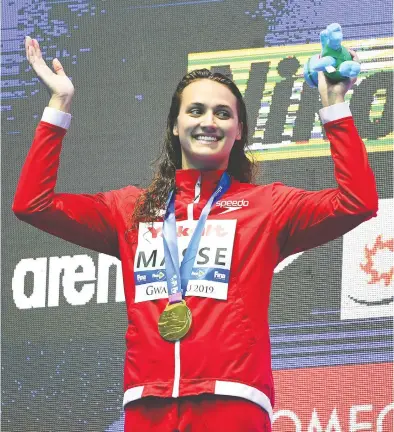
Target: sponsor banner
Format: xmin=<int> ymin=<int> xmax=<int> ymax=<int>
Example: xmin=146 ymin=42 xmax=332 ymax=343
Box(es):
xmin=134 ymin=220 xmax=236 ymax=303
xmin=12 ymin=253 xmax=125 ymax=309
xmin=272 ymin=362 xmax=393 ymax=431
xmin=341 ymin=198 xmax=393 ymax=320
xmin=188 ymin=37 xmax=393 ymax=160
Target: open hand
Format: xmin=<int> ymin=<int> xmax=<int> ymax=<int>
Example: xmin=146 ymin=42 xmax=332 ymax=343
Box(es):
xmin=25 ymin=36 xmax=74 ymax=110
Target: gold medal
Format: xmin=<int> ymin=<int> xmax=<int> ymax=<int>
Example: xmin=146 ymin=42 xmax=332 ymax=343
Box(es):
xmin=158 ymin=300 xmax=192 ymax=342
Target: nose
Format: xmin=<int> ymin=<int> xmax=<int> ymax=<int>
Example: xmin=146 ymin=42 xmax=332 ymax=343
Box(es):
xmin=200 ymin=111 xmax=216 ymax=128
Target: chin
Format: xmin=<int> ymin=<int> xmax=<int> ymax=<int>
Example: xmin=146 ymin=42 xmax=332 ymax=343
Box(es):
xmin=181 ymin=140 xmax=232 ymax=169
xmin=189 ymin=152 xmax=229 ymax=170
xmin=193 ymin=144 xmax=228 ymax=157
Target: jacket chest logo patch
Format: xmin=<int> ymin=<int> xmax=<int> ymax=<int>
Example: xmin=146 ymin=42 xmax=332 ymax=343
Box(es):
xmin=216 ymin=199 xmax=249 ymax=214
xmin=133 ymin=220 xmax=237 ymax=302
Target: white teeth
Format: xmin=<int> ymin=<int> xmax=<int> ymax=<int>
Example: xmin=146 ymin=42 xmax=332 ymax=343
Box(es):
xmin=194 ymin=136 xmax=219 ymax=141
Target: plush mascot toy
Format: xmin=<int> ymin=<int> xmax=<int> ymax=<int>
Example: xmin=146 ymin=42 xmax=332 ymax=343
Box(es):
xmin=304 ymin=23 xmax=361 ymax=87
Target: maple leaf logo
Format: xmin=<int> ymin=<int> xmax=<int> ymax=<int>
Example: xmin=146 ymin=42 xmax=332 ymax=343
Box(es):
xmin=360 ymin=235 xmax=394 ymax=287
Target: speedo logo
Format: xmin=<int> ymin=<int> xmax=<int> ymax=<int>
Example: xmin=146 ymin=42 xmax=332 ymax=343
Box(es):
xmin=216 ymin=199 xmax=249 ymax=214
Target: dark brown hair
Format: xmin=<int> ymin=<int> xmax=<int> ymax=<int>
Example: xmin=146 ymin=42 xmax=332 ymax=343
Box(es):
xmin=131 ymin=68 xmax=255 ymax=227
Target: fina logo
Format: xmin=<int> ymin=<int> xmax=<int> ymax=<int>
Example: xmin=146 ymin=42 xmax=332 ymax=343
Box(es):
xmin=213 ymin=270 xmax=226 ymax=280
xmin=216 ymin=199 xmax=249 ymax=214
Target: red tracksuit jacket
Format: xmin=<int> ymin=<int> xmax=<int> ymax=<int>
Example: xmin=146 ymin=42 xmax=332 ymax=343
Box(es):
xmin=13 ymin=104 xmax=378 ymax=422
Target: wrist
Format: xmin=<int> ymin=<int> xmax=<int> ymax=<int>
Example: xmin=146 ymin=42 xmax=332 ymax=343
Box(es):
xmin=321 ymin=94 xmax=345 ymax=108
xmin=48 ymin=95 xmax=73 ymax=113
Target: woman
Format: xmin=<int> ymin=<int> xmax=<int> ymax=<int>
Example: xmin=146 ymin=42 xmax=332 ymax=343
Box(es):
xmin=13 ymin=36 xmax=378 ymax=432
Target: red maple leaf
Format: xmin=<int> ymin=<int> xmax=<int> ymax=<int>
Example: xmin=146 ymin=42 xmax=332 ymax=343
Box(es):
xmin=360 ymin=235 xmax=394 ymax=287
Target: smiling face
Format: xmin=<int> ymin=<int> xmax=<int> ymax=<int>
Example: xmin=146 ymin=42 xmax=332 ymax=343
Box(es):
xmin=173 ymin=79 xmax=242 ymax=170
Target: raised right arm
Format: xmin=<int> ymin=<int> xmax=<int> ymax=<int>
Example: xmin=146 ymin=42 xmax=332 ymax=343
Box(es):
xmin=13 ymin=37 xmax=119 ymax=257
xmin=12 ymin=108 xmax=119 ymax=257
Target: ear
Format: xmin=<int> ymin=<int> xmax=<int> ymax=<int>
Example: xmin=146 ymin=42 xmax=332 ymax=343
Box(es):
xmin=173 ymin=121 xmax=178 ymax=136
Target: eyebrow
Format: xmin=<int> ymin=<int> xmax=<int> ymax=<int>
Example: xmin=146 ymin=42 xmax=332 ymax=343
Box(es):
xmin=186 ymin=102 xmax=234 ymax=112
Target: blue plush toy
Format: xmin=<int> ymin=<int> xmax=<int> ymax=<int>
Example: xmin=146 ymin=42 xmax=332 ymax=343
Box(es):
xmin=304 ymin=23 xmax=361 ymax=88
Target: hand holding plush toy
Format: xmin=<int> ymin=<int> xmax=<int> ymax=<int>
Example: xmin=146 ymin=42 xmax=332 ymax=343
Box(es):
xmin=304 ymin=23 xmax=361 ymax=88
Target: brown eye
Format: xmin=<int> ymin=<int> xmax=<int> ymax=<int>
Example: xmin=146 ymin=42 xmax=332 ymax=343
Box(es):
xmin=217 ymin=110 xmax=230 ymax=118
xmin=189 ymin=108 xmax=202 ymax=115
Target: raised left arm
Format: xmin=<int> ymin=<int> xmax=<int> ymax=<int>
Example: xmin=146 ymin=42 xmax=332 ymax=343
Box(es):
xmin=273 ymin=56 xmax=378 ymax=260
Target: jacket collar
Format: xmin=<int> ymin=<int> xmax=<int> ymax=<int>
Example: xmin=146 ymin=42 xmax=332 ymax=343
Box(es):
xmin=175 ymin=169 xmax=226 ymax=201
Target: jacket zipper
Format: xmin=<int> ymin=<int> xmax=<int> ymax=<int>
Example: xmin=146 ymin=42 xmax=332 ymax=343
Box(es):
xmin=171 ymin=175 xmax=201 ymax=398
xmin=172 ymin=340 xmax=181 ymax=397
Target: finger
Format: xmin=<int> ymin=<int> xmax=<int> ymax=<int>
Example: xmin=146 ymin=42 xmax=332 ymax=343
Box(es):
xmin=348 ymin=49 xmax=360 ymax=63
xmin=26 ymin=37 xmax=40 ymax=66
xmin=317 ymin=71 xmax=328 ymax=79
xmin=25 ymin=36 xmax=35 ymax=63
xmin=317 ymin=71 xmax=327 ymax=86
xmin=25 ymin=36 xmax=31 ymax=60
xmin=52 ymin=58 xmax=66 ymax=76
xmin=32 ymin=38 xmax=43 ymax=61
xmin=28 ymin=43 xmax=35 ymax=63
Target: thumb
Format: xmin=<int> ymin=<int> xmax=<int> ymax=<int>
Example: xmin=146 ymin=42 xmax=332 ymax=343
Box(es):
xmin=52 ymin=58 xmax=66 ymax=75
